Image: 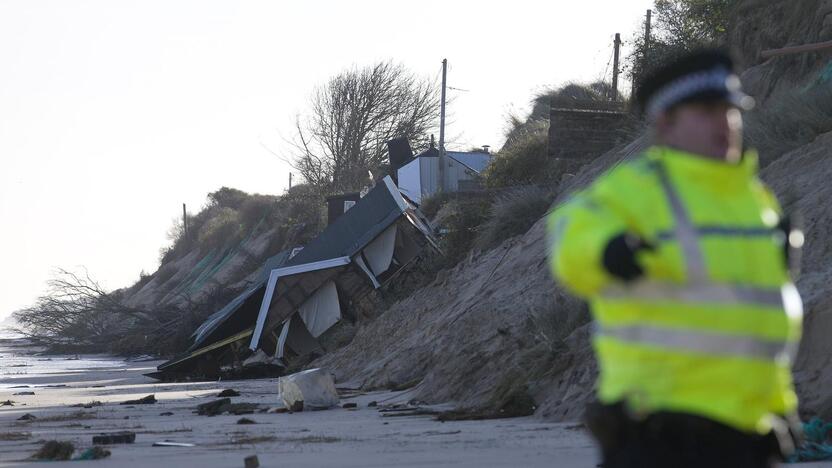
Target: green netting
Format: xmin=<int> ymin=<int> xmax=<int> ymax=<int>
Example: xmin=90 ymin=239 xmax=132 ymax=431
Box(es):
xmin=161 ymin=217 xmax=268 ymax=303
xmin=787 ymin=418 xmax=832 ymax=463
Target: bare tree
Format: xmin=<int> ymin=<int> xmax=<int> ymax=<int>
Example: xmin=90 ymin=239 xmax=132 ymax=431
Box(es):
xmin=13 ymin=269 xmax=151 ymax=349
xmin=626 ymin=0 xmax=732 ymax=91
xmin=289 ymin=61 xmax=440 ymax=192
xmin=12 ymin=269 xmax=209 ymax=355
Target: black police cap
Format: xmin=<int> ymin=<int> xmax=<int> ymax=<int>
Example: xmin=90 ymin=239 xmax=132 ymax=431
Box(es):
xmin=636 ymin=49 xmax=753 ymax=120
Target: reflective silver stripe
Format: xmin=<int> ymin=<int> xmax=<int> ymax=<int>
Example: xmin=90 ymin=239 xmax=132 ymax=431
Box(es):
xmin=547 ymin=216 xmax=569 ymax=256
xmin=602 ymin=281 xmax=785 ymax=308
xmin=646 ymin=67 xmax=735 ymax=120
xmin=657 ymin=226 xmax=775 ymax=241
xmin=597 ymin=324 xmax=789 ymax=361
xmin=652 ymin=161 xmax=707 ymax=281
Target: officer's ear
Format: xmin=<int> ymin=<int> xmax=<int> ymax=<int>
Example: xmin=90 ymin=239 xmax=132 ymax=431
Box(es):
xmin=653 ymin=109 xmax=678 ymax=143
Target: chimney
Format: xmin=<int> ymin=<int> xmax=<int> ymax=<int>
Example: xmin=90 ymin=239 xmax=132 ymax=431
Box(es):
xmin=325 ymin=192 xmax=361 ymax=226
xmin=482 ymin=145 xmax=490 ymax=153
xmin=386 ymin=137 xmax=414 ymax=183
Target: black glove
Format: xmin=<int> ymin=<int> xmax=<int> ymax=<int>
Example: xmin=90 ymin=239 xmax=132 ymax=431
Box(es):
xmin=777 ymin=214 xmax=803 ymax=276
xmin=602 ymin=233 xmax=654 ymax=281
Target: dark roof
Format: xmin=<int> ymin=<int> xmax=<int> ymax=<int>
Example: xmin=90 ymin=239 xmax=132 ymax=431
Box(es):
xmin=285 ymin=178 xmax=405 ymax=267
xmin=415 ymin=146 xmax=439 ymax=158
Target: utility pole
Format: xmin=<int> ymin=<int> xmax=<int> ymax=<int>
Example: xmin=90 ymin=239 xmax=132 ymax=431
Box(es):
xmin=289 ymin=172 xmax=293 ymax=190
xmin=438 ymin=58 xmax=448 ymax=193
xmin=612 ymin=33 xmax=621 ymax=101
xmin=632 ymin=9 xmax=653 ymax=99
xmin=182 ymin=203 xmax=188 ymax=237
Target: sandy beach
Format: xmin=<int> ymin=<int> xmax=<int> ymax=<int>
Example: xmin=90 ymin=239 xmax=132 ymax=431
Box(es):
xmin=0 ymin=337 xmax=598 ymax=467
xmin=3 ymin=335 xmax=832 ymax=468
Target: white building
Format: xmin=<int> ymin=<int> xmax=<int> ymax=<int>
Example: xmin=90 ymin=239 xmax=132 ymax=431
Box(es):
xmin=397 ymin=145 xmax=492 ymax=204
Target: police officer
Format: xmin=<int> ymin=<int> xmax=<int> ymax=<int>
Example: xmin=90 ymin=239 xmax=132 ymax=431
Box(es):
xmin=546 ymin=49 xmax=804 ymax=467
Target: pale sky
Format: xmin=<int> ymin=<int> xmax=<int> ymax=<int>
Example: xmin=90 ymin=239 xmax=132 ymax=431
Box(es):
xmin=0 ymin=0 xmax=654 ymax=319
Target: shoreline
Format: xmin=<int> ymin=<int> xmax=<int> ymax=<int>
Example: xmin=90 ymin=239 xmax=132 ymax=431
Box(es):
xmin=3 ymin=337 xmax=830 ymax=467
xmin=0 ymin=337 xmax=599 ymax=467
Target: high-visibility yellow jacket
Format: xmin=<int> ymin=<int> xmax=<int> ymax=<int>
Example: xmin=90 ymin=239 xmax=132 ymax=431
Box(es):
xmin=546 ymin=145 xmax=802 ymax=434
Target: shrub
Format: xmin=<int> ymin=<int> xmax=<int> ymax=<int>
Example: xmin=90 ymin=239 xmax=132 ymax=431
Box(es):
xmin=238 ymin=194 xmax=279 ymax=233
xmin=482 ymin=122 xmax=552 ymax=188
xmin=197 ymin=207 xmax=242 ymax=251
xmin=474 ymin=186 xmax=554 ymax=251
xmin=434 ymin=197 xmax=492 ymax=265
xmin=278 ymin=183 xmax=325 ymax=245
xmin=207 ymin=187 xmax=249 ymax=210
xmin=419 ymin=191 xmax=455 ymax=219
xmin=745 ymin=81 xmax=832 ymax=167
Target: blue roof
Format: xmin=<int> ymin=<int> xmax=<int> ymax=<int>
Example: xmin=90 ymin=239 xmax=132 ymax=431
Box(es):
xmin=447 ymin=151 xmax=492 ymax=173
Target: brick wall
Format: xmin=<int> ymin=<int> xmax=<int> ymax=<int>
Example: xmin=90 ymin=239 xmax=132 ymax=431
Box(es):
xmin=548 ymin=102 xmax=633 ymax=162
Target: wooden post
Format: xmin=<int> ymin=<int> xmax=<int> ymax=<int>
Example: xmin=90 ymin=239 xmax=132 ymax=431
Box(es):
xmin=182 ymin=203 xmax=188 ymax=237
xmin=438 ymin=58 xmax=448 ymax=193
xmin=633 ymin=9 xmax=653 ymax=98
xmin=612 ymin=33 xmax=621 ymax=101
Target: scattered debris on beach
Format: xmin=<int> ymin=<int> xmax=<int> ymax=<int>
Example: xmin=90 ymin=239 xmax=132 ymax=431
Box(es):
xmin=217 ymin=389 xmax=241 ymax=397
xmin=278 ymin=368 xmax=339 ymax=411
xmin=196 ymin=398 xmax=261 ymax=416
xmin=76 ymin=446 xmax=111 ymax=460
xmin=120 ymin=394 xmax=156 ymax=405
xmin=92 ymin=431 xmax=136 ymax=445
xmin=152 ymin=441 xmax=196 ymax=447
xmin=71 ymin=400 xmax=103 ymax=408
xmin=32 ymin=440 xmax=75 ymax=461
xmin=35 ymin=411 xmax=97 ymax=423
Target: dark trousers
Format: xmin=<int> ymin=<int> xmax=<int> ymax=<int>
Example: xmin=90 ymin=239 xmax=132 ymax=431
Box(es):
xmin=586 ymin=402 xmax=782 ymax=468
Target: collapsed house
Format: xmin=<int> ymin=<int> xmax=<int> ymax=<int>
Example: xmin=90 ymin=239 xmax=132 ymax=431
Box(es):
xmin=151 ymin=176 xmax=438 ymax=380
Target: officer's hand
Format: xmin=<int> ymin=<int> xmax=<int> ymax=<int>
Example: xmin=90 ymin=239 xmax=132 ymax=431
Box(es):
xmin=602 ymin=233 xmax=655 ymax=282
xmin=777 ymin=214 xmax=804 ymax=275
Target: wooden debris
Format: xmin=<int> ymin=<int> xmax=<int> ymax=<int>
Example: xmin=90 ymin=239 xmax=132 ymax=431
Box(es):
xmin=92 ymin=431 xmax=136 ymax=445
xmin=197 ymin=398 xmax=231 ymax=416
xmin=152 ymin=441 xmax=196 ymax=447
xmin=120 ymin=394 xmax=156 ymax=405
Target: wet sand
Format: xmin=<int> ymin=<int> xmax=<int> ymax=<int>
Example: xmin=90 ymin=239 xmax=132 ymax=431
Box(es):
xmin=2 ymin=337 xmax=831 ymax=467
xmin=0 ymin=338 xmax=598 ymax=467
